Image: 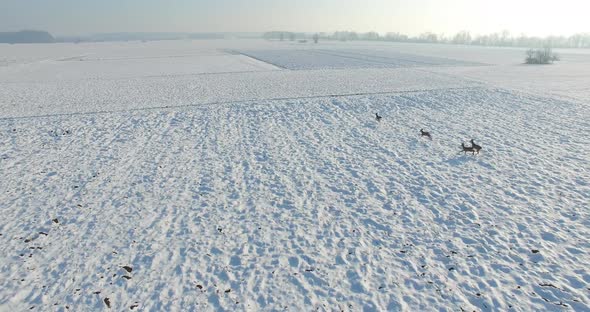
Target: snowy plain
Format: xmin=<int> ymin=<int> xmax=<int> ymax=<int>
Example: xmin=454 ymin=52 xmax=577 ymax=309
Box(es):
xmin=1 ymin=40 xmax=589 ymax=311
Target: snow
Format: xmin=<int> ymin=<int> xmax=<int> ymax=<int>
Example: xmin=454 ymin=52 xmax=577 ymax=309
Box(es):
xmin=429 ymin=63 xmax=590 ymax=104
xmin=0 ymin=68 xmax=483 ymax=119
xmin=234 ymin=48 xmax=481 ymax=70
xmin=0 ymin=54 xmax=279 ymax=83
xmin=1 ymin=39 xmax=589 ymax=311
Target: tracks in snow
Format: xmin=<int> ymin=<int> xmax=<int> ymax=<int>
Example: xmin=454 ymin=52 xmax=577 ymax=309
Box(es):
xmin=0 ymin=88 xmax=588 ymax=310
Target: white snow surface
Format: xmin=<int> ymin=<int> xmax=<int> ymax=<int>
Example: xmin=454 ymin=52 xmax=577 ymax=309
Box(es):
xmin=233 ymin=49 xmax=482 ymax=70
xmin=1 ymin=40 xmax=589 ymax=311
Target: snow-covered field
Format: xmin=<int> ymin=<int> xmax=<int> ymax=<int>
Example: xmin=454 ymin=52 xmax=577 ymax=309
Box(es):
xmin=1 ymin=40 xmax=589 ymax=311
xmin=234 ymin=48 xmax=482 ymax=70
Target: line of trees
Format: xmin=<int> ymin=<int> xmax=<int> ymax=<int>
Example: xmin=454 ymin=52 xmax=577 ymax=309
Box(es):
xmin=263 ymin=31 xmax=305 ymax=41
xmin=0 ymin=30 xmax=55 ymax=44
xmin=264 ymin=30 xmax=590 ymax=49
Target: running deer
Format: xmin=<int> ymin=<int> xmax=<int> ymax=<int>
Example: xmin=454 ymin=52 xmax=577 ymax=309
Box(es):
xmin=470 ymin=139 xmax=482 ymax=154
xmin=461 ymin=142 xmax=476 ymax=155
xmin=420 ymin=129 xmax=431 ymax=139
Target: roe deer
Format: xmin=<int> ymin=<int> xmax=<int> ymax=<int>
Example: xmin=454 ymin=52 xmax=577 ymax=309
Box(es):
xmin=461 ymin=142 xmax=475 ymax=155
xmin=375 ymin=113 xmax=382 ymax=122
xmin=470 ymin=139 xmax=482 ymax=154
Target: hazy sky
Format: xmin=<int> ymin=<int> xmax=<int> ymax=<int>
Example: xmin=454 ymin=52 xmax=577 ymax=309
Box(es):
xmin=1 ymin=0 xmax=588 ymax=36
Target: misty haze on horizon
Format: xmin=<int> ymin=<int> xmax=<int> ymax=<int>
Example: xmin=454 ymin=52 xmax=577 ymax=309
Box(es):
xmin=1 ymin=0 xmax=589 ymax=38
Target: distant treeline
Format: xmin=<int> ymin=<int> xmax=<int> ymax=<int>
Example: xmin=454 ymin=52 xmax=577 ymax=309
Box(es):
xmin=58 ymin=32 xmax=225 ymax=43
xmin=264 ymin=30 xmax=590 ymax=49
xmin=1 ymin=30 xmax=264 ymax=44
xmin=263 ymin=31 xmax=307 ymax=41
xmin=0 ymin=30 xmax=55 ymax=44
xmin=56 ymin=32 xmax=263 ymax=43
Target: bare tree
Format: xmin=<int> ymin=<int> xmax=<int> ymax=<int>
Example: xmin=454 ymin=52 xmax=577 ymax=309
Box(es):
xmin=419 ymin=32 xmax=438 ymax=43
xmin=453 ymin=31 xmax=471 ymax=44
xmin=501 ymin=30 xmax=511 ymax=46
xmin=362 ymin=32 xmax=380 ymax=40
xmin=525 ymin=47 xmax=559 ymax=64
xmin=385 ymin=32 xmax=408 ymax=42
